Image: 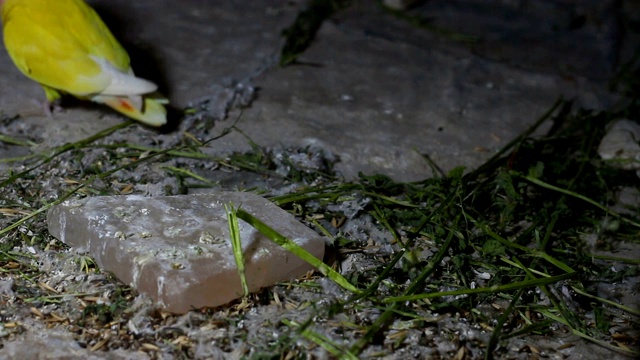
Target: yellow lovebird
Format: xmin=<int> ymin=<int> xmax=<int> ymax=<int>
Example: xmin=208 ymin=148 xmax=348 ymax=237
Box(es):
xmin=0 ymin=0 xmax=168 ymax=126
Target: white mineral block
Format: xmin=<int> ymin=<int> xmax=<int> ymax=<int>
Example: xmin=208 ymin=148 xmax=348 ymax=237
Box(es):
xmin=47 ymin=192 xmax=325 ymax=313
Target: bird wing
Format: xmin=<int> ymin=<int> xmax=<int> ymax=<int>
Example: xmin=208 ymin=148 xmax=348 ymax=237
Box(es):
xmin=2 ymin=0 xmax=156 ymax=97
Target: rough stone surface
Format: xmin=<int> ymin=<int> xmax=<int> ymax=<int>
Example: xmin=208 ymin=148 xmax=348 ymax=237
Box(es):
xmin=46 ymin=192 xmax=325 ymax=313
xmin=409 ymin=0 xmax=620 ymax=80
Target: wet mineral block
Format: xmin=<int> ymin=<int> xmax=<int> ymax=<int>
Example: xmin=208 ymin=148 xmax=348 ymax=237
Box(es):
xmin=47 ymin=192 xmax=325 ymax=313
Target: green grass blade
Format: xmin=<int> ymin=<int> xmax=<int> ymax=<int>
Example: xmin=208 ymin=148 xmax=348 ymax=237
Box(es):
xmin=538 ymin=309 xmax=639 ymax=356
xmin=226 ymin=204 xmax=249 ymax=297
xmin=163 ymin=166 xmax=218 ymax=186
xmin=384 ymin=272 xmax=576 ymax=303
xmin=0 ymin=133 xmax=36 ymax=147
xmin=235 ymin=208 xmax=360 ymax=294
xmin=284 ymin=319 xmax=358 ymax=360
xmin=518 ymin=173 xmax=640 ymax=228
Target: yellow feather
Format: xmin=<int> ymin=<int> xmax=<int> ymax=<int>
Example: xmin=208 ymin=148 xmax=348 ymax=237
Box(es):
xmin=1 ymin=0 xmax=168 ymax=126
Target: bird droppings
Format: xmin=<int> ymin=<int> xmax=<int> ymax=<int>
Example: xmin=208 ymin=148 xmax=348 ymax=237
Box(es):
xmin=598 ymin=119 xmax=640 ymax=173
xmin=46 ymin=192 xmax=326 ymax=313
